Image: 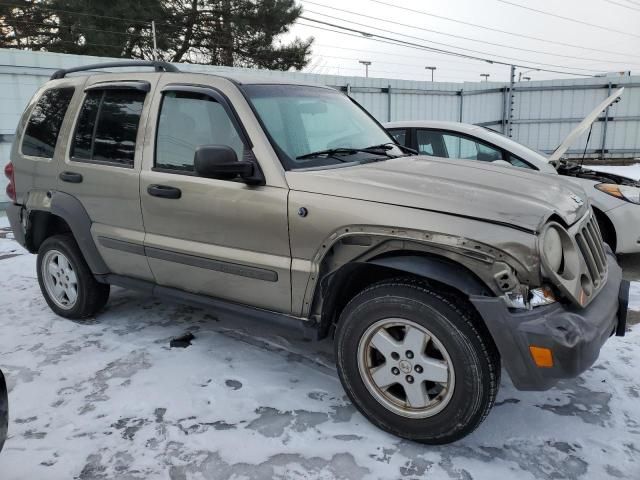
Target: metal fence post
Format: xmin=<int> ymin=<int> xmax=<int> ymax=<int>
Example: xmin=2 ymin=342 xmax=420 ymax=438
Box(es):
xmin=388 ymin=84 xmax=392 ymax=122
xmin=600 ymin=81 xmax=612 ymax=161
xmin=507 ymin=65 xmax=516 ymax=137
xmin=459 ymin=89 xmax=464 ymax=122
xmin=501 ymin=87 xmax=507 ymax=134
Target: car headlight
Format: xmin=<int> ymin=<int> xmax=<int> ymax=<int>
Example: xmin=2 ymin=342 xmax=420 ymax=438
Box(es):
xmin=595 ymin=183 xmax=640 ymax=204
xmin=542 ymin=225 xmax=563 ymax=273
xmin=503 ymin=285 xmax=557 ymax=309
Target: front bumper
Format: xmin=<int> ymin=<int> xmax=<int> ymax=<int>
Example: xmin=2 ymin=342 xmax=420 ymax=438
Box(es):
xmin=471 ymin=252 xmax=628 ymax=391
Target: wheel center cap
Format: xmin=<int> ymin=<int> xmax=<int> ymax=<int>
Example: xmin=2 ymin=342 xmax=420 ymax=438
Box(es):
xmin=398 ymin=360 xmax=412 ymax=374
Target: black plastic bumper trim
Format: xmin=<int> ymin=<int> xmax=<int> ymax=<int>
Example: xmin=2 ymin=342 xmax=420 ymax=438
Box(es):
xmin=471 ymin=252 xmax=624 ymax=391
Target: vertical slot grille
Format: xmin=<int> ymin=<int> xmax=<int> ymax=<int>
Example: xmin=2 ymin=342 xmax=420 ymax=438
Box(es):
xmin=574 ymin=215 xmax=608 ymax=288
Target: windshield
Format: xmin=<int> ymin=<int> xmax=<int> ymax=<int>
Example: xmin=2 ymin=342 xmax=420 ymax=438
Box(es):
xmin=243 ymin=84 xmax=404 ymax=170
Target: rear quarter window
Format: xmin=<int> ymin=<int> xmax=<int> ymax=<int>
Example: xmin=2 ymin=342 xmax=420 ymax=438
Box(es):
xmin=21 ymin=87 xmax=75 ymax=158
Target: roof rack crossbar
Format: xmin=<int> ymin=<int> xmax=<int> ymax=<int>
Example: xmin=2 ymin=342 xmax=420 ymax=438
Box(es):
xmin=50 ymin=60 xmax=180 ymax=80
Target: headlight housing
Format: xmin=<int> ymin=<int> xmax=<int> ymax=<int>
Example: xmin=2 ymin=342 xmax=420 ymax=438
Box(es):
xmin=541 ymin=225 xmax=563 ymax=273
xmin=595 ymin=183 xmax=640 ymax=204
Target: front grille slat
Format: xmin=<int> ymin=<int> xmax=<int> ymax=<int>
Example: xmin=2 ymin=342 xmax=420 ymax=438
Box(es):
xmin=573 ymin=214 xmax=608 ymax=292
xmin=583 ymin=225 xmax=605 ymax=274
xmin=587 ymin=221 xmax=607 ymax=267
xmin=576 ymin=232 xmax=600 ymax=285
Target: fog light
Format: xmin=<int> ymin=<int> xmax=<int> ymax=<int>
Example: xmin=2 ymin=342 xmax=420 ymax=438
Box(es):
xmin=529 ymin=346 xmax=554 ymax=368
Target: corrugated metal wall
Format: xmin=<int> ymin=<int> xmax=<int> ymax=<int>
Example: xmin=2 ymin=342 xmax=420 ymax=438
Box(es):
xmin=1 ymin=49 xmax=639 ymax=203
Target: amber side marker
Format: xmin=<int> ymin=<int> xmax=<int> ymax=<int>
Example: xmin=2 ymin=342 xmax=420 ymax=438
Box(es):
xmin=529 ymin=346 xmax=554 ymax=368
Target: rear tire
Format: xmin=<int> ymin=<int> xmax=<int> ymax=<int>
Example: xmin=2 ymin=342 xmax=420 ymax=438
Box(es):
xmin=37 ymin=234 xmax=110 ymax=319
xmin=334 ymin=279 xmax=500 ymax=444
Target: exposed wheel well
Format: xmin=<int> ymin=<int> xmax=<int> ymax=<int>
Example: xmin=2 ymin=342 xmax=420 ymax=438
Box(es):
xmin=26 ymin=211 xmax=72 ymax=253
xmin=592 ymin=207 xmax=616 ymax=252
xmin=317 ymin=259 xmax=492 ymax=341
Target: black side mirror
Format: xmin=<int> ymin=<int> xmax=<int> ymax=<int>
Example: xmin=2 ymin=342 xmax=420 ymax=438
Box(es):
xmin=194 ymin=145 xmax=262 ymax=184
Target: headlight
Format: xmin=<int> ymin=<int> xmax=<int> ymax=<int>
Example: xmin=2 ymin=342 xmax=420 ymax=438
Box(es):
xmin=595 ymin=183 xmax=640 ymax=204
xmin=503 ymin=285 xmax=557 ymax=310
xmin=542 ymin=225 xmax=563 ymax=273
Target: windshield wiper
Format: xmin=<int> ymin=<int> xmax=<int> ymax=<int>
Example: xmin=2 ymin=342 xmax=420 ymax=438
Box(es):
xmin=296 ymin=148 xmax=364 ymax=160
xmin=364 ymin=142 xmax=418 ymax=156
xmin=296 ymin=143 xmax=414 ymax=160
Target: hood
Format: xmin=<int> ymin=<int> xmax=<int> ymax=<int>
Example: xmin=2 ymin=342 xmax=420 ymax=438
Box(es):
xmin=286 ymin=156 xmax=590 ymax=232
xmin=548 ymin=87 xmax=624 ymax=162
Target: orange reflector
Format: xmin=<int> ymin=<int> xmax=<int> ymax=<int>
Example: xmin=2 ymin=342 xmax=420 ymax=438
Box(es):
xmin=529 ymin=346 xmax=554 ymax=368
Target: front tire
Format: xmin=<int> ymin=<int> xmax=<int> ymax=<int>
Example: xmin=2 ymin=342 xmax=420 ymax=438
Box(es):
xmin=37 ymin=234 xmax=110 ymax=319
xmin=335 ymin=279 xmax=500 ymax=444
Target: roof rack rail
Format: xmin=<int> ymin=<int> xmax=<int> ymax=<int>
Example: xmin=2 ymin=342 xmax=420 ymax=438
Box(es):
xmin=50 ymin=60 xmax=180 ymax=80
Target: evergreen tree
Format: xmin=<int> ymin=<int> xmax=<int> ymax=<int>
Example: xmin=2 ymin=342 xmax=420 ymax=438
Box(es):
xmin=0 ymin=0 xmax=313 ymax=70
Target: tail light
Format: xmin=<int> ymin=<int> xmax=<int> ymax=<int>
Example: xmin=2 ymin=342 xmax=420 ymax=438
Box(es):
xmin=4 ymin=162 xmax=16 ymax=202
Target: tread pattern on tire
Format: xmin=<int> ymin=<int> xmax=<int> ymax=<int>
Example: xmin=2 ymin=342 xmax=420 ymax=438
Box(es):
xmin=336 ymin=277 xmax=501 ymax=444
xmin=37 ymin=233 xmax=110 ymax=319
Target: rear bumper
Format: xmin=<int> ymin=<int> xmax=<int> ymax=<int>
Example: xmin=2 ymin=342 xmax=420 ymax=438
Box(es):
xmin=6 ymin=203 xmax=25 ymax=247
xmin=471 ymin=252 xmax=628 ymax=391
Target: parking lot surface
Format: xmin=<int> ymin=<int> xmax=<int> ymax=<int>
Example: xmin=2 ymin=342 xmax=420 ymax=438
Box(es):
xmin=0 ymin=217 xmax=639 ymax=480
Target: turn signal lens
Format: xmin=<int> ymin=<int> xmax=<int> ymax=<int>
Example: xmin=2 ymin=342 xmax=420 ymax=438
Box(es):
xmin=529 ymin=346 xmax=554 ymax=368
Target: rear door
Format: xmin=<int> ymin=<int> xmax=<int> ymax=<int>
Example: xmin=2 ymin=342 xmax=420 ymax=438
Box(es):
xmin=58 ymin=75 xmax=158 ymax=281
xmin=139 ymin=78 xmax=291 ymax=313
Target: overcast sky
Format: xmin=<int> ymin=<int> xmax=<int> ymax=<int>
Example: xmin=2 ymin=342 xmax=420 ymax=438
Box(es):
xmin=284 ymin=0 xmax=640 ymax=83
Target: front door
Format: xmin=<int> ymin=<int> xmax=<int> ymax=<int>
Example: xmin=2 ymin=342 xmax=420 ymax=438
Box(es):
xmin=139 ymin=80 xmax=291 ymax=313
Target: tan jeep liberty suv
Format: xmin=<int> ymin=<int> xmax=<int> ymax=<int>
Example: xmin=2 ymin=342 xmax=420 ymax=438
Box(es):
xmin=4 ymin=61 xmax=630 ymax=444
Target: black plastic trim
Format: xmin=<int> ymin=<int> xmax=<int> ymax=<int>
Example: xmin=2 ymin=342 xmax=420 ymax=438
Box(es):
xmin=145 ymin=246 xmax=278 ymax=282
xmin=471 ymin=252 xmax=623 ymax=391
xmin=98 ymin=236 xmax=146 ymax=256
xmin=368 ymin=254 xmax=492 ymax=296
xmin=48 ymin=191 xmax=109 ymax=274
xmin=50 ymin=60 xmax=179 ymax=80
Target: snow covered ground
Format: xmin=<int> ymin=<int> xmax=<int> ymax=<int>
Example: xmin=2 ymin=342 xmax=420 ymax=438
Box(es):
xmin=0 ymin=217 xmax=639 ymax=479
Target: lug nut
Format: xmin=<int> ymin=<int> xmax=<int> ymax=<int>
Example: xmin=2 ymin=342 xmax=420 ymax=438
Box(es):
xmin=391 ymin=367 xmax=400 ymax=375
xmin=406 ymin=375 xmax=414 ymax=384
xmin=391 ymin=352 xmax=400 ymax=360
xmin=414 ymin=365 xmax=423 ymax=374
xmin=406 ymin=350 xmax=414 ymax=359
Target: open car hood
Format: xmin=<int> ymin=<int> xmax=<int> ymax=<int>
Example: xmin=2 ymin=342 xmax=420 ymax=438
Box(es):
xmin=548 ymin=87 xmax=624 ymax=162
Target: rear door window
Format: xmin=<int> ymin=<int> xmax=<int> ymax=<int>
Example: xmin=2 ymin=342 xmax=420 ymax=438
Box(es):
xmin=71 ymin=89 xmax=146 ymax=167
xmin=21 ymin=87 xmax=75 ymax=158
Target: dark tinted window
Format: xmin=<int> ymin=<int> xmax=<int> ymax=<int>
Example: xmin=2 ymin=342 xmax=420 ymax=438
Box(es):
xmin=416 ymin=129 xmax=447 ymax=156
xmin=72 ymin=91 xmax=101 ymax=160
xmin=72 ymin=90 xmax=146 ymax=166
xmin=155 ymin=91 xmax=244 ymax=172
xmin=388 ymin=128 xmax=407 ymax=146
xmin=21 ymin=87 xmax=75 ymax=158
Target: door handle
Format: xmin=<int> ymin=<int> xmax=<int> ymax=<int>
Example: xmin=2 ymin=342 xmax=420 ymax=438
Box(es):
xmin=59 ymin=171 xmax=83 ymax=183
xmin=147 ymin=184 xmax=182 ymax=199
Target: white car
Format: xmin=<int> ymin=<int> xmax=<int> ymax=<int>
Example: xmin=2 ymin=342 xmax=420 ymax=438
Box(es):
xmin=385 ymin=87 xmax=640 ymax=254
